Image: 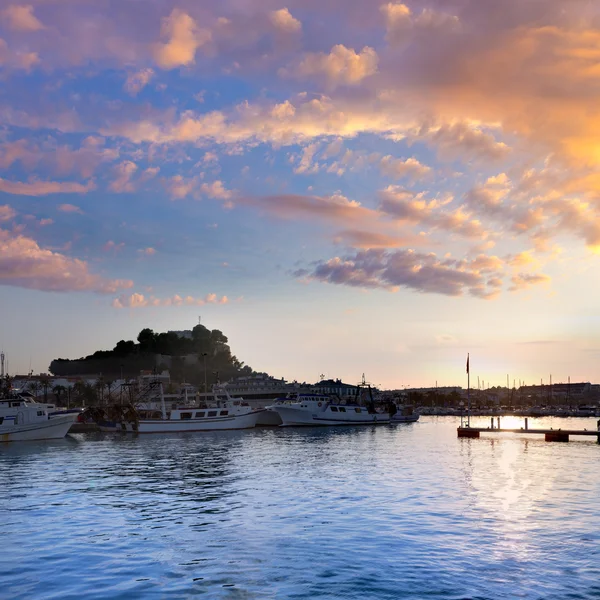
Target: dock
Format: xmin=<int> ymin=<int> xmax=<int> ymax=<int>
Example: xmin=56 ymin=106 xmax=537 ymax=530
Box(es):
xmin=458 ymin=425 xmax=600 ymax=442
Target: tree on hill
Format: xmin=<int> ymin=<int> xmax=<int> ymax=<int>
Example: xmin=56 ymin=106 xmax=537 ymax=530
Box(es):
xmin=49 ymin=323 xmax=257 ymax=383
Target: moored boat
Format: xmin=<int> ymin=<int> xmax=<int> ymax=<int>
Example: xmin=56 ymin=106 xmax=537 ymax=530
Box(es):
xmin=121 ymin=384 xmax=265 ymax=433
xmin=391 ymin=404 xmax=420 ymax=423
xmin=267 ymin=392 xmax=391 ymax=427
xmin=0 ymin=396 xmax=77 ymax=442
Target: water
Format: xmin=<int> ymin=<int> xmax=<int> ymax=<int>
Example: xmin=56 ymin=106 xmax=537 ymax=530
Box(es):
xmin=1 ymin=417 xmax=600 ymax=599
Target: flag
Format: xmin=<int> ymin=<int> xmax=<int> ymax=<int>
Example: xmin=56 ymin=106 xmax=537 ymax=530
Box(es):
xmin=466 ymin=353 xmax=469 ymax=374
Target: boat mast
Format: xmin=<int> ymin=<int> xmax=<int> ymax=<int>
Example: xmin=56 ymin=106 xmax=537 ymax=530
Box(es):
xmin=160 ymin=382 xmax=166 ymax=419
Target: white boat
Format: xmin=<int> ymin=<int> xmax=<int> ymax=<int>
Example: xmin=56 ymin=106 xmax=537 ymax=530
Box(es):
xmin=122 ymin=384 xmax=265 ymax=433
xmin=213 ymin=375 xmax=306 ymax=426
xmin=0 ymin=396 xmax=77 ymax=442
xmin=391 ymin=405 xmax=420 ymax=423
xmin=267 ymin=393 xmax=390 ymax=427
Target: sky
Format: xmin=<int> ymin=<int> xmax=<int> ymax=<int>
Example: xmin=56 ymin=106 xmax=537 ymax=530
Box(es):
xmin=1 ymin=0 xmax=600 ymax=388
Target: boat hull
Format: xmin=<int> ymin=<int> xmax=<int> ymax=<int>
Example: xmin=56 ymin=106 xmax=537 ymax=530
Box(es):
xmin=134 ymin=409 xmax=265 ymax=433
xmin=391 ymin=415 xmax=420 ymax=423
xmin=0 ymin=414 xmax=75 ymax=442
xmin=273 ymin=407 xmax=390 ymax=427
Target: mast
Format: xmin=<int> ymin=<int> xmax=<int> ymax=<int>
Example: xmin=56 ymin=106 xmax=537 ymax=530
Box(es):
xmin=160 ymin=382 xmax=166 ymax=419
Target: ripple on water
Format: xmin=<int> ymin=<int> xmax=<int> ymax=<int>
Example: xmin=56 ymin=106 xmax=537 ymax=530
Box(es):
xmin=1 ymin=418 xmax=600 ymax=599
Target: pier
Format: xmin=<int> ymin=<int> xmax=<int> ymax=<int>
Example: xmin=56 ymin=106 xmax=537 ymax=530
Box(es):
xmin=458 ymin=418 xmax=600 ymax=442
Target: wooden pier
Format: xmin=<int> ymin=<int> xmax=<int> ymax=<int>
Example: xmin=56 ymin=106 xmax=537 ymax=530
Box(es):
xmin=458 ymin=425 xmax=600 ymax=442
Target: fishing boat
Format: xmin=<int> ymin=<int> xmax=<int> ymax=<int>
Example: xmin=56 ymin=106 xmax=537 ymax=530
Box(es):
xmin=0 ymin=396 xmax=77 ymax=441
xmin=267 ymin=376 xmax=391 ymax=427
xmin=121 ymin=384 xmax=265 ymax=433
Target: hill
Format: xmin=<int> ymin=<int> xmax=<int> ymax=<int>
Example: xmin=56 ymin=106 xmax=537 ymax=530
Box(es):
xmin=49 ymin=324 xmax=255 ymax=386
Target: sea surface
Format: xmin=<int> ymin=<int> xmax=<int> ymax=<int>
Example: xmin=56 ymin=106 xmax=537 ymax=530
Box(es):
xmin=1 ymin=416 xmax=600 ymax=599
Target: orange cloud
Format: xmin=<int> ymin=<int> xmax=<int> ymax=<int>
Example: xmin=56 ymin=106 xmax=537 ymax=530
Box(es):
xmin=282 ymin=44 xmax=378 ymax=88
xmin=154 ymin=9 xmax=211 ymax=69
xmin=379 ymin=155 xmax=431 ymax=181
xmin=269 ymin=8 xmax=301 ymax=33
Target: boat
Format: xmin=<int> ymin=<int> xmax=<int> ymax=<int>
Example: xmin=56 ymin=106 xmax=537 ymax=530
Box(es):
xmin=267 ymin=393 xmax=390 ymax=426
xmin=0 ymin=395 xmax=77 ymax=441
xmin=391 ymin=405 xmax=420 ymax=423
xmin=267 ymin=376 xmax=391 ymax=427
xmin=212 ymin=375 xmax=306 ymax=426
xmin=120 ymin=384 xmax=266 ymax=433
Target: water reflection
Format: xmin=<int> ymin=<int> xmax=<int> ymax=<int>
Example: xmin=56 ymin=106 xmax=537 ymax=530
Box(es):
xmin=1 ymin=419 xmax=600 ymax=599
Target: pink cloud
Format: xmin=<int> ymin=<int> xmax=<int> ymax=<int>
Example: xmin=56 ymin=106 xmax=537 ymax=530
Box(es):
xmin=109 ymin=161 xmax=137 ymax=193
xmin=0 ymin=178 xmax=95 ymax=196
xmin=0 ymin=229 xmax=133 ymax=293
xmin=1 ymin=5 xmax=44 ymax=32
xmin=112 ymin=292 xmax=229 ymax=308
xmin=0 ymin=204 xmax=16 ymax=222
xmin=124 ymin=68 xmax=155 ymax=96
xmin=103 ymin=240 xmax=125 ymax=253
xmin=57 ymin=204 xmax=84 ymax=214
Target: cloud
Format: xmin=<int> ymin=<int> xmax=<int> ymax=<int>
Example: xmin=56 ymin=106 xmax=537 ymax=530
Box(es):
xmin=0 ymin=229 xmax=133 ymax=293
xmin=333 ymin=229 xmax=426 ymax=249
xmin=0 ymin=39 xmax=40 ymax=71
xmin=416 ymin=123 xmax=510 ymax=163
xmin=379 ymin=155 xmax=432 ymax=181
xmin=112 ymin=292 xmax=229 ymax=308
xmin=200 ymin=180 xmax=232 ymax=200
xmin=165 ymin=174 xmax=197 ymax=200
xmin=138 ymin=247 xmax=156 ymax=256
xmin=380 ymin=3 xmax=460 ymax=45
xmin=509 ymin=272 xmax=551 ymax=292
xmin=379 ymin=186 xmax=486 ymax=239
xmin=57 ymin=204 xmax=83 ymax=214
xmin=269 ymin=8 xmax=301 ymax=33
xmin=0 ymin=204 xmax=16 ymax=222
xmin=294 ymin=143 xmax=320 ymax=174
xmin=283 ymin=44 xmax=378 ymax=88
xmin=109 ymin=161 xmax=138 ymax=193
xmin=380 ymin=2 xmax=413 ymax=43
xmin=1 ymin=5 xmax=44 ymax=32
xmin=297 ymin=248 xmax=503 ymax=298
xmin=0 ymin=137 xmax=118 ymax=179
xmin=154 ymin=9 xmax=211 ymax=69
xmin=103 ymin=240 xmax=125 ymax=253
xmin=244 ymin=192 xmax=377 ymax=224
xmin=0 ymin=178 xmax=95 ymax=196
xmin=124 ymin=68 xmax=155 ymax=95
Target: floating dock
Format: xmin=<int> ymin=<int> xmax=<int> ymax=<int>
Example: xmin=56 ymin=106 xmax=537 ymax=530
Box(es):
xmin=458 ymin=423 xmax=600 ymax=443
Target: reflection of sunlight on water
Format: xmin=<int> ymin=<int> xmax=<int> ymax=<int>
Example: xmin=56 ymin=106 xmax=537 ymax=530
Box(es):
xmin=467 ymin=437 xmax=555 ymax=563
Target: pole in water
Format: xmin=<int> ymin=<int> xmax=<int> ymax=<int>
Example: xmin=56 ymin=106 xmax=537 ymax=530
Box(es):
xmin=466 ymin=353 xmax=470 ymax=427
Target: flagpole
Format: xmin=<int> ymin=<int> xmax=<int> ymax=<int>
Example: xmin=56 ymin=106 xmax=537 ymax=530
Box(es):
xmin=467 ymin=353 xmax=470 ymax=427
